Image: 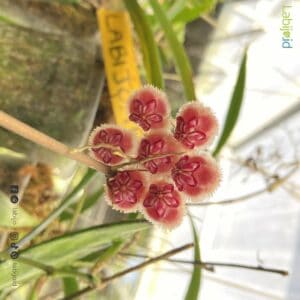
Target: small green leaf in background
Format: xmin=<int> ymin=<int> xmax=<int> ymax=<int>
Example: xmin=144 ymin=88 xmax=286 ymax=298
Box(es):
xmin=60 ymin=187 xmax=104 ymax=221
xmin=0 ymin=220 xmax=150 ymax=290
xmin=124 ymin=0 xmax=164 ymax=89
xmin=50 ymin=0 xmax=80 ymax=4
xmin=149 ymin=0 xmax=196 ymax=101
xmin=0 ymin=15 xmax=18 ymax=26
xmin=26 ymin=276 xmax=46 ymax=300
xmin=0 ymin=191 xmax=39 ymax=228
xmin=91 ymin=240 xmax=124 ymax=273
xmin=170 ymin=0 xmax=218 ymax=24
xmin=63 ymin=277 xmax=79 ymax=297
xmin=185 ymin=215 xmax=201 ymax=300
xmin=213 ymin=50 xmax=248 ymax=156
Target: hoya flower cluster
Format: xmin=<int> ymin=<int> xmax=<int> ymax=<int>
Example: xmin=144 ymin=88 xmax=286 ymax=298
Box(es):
xmin=88 ymin=86 xmax=220 ymax=229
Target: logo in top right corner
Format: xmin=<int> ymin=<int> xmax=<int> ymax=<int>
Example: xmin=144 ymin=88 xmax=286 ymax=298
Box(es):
xmin=281 ymin=2 xmax=293 ymax=48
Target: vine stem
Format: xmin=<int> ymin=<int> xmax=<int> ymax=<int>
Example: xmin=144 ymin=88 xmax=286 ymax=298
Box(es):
xmin=119 ymin=252 xmax=288 ymax=276
xmin=61 ymin=243 xmax=194 ymax=300
xmin=188 ymin=188 xmax=266 ymax=207
xmin=188 ymin=165 xmax=298 ymax=207
xmin=0 ymin=110 xmax=108 ymax=174
xmin=112 ymin=151 xmax=185 ymax=171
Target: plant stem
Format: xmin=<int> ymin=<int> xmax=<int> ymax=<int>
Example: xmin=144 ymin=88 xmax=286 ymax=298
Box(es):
xmin=69 ymin=193 xmax=86 ymax=230
xmin=188 ymin=188 xmax=266 ymax=206
xmin=148 ymin=0 xmax=196 ymax=101
xmin=102 ymin=243 xmax=193 ymax=282
xmin=61 ymin=243 xmax=194 ymax=300
xmin=124 ymin=0 xmax=164 ymax=89
xmin=0 ymin=111 xmax=108 ymax=174
xmin=189 ymin=165 xmax=298 ymax=207
xmin=0 ymin=251 xmax=94 ymax=284
xmin=119 ymin=253 xmax=288 ymax=276
xmin=15 ymin=256 xmax=54 ymax=273
xmin=27 ymin=276 xmax=47 ymax=300
xmin=72 ymin=143 xmax=130 ymax=159
xmin=91 ymin=240 xmax=124 ymax=275
xmin=112 ymin=151 xmax=184 ymax=171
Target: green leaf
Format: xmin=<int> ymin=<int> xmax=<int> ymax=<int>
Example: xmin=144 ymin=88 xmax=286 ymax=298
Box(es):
xmin=26 ymin=277 xmax=42 ymax=300
xmin=124 ymin=0 xmax=164 ymax=89
xmin=149 ymin=0 xmax=196 ymax=101
xmin=170 ymin=0 xmax=218 ymax=24
xmin=15 ymin=168 xmax=97 ymax=249
xmin=213 ymin=50 xmax=247 ymax=156
xmin=46 ymin=0 xmax=80 ymax=4
xmin=0 ymin=220 xmax=150 ymax=290
xmin=0 ymin=191 xmax=39 ymax=227
xmin=63 ymin=277 xmax=79 ymax=297
xmin=185 ymin=215 xmax=201 ymax=300
xmin=0 ymin=15 xmax=18 ymax=26
xmin=91 ymin=240 xmax=123 ymax=271
xmin=60 ymin=187 xmax=104 ymax=221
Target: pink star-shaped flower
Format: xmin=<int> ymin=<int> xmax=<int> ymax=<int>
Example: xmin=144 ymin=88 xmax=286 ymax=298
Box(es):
xmin=107 ymin=171 xmax=146 ymax=212
xmin=137 ymin=132 xmax=181 ymax=174
xmin=174 ymin=116 xmax=206 ymax=149
xmin=142 ymin=182 xmax=184 ymax=228
xmin=129 ymin=99 xmax=163 ymax=131
xmin=171 ymin=155 xmax=200 ymax=191
xmin=88 ymin=125 xmax=136 ymax=166
xmin=171 ymin=154 xmax=221 ymax=200
xmin=174 ymin=102 xmax=218 ymax=149
xmin=128 ymin=85 xmax=169 ymax=131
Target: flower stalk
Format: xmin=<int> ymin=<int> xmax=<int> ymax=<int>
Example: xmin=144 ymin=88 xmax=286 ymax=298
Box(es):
xmin=0 ymin=110 xmax=108 ymax=174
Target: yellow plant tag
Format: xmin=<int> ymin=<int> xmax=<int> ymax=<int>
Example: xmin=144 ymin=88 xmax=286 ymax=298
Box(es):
xmin=97 ymin=8 xmax=142 ymax=134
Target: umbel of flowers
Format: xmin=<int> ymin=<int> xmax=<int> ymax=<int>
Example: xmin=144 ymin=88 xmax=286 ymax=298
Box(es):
xmin=88 ymin=85 xmax=220 ymax=229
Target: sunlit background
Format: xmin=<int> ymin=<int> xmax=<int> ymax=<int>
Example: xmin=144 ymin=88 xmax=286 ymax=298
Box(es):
xmin=135 ymin=0 xmax=300 ymax=299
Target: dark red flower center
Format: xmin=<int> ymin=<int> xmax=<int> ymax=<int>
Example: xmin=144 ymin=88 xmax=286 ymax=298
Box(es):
xmin=92 ymin=129 xmax=124 ymax=164
xmin=171 ymin=156 xmax=200 ymax=191
xmin=107 ymin=171 xmax=143 ymax=206
xmin=174 ymin=116 xmax=206 ymax=149
xmin=143 ymin=183 xmax=179 ymax=217
xmin=138 ymin=139 xmax=171 ymax=173
xmin=129 ymin=99 xmax=163 ymax=131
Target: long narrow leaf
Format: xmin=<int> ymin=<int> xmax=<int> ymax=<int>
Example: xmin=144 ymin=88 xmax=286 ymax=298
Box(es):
xmin=185 ymin=215 xmax=201 ymax=300
xmin=63 ymin=277 xmax=79 ymax=297
xmin=13 ymin=168 xmax=96 ymax=249
xmin=124 ymin=0 xmax=164 ymax=89
xmin=149 ymin=0 xmax=196 ymax=101
xmin=91 ymin=240 xmax=124 ymax=272
xmin=60 ymin=187 xmax=104 ymax=221
xmin=171 ymin=0 xmax=218 ymax=24
xmin=213 ymin=50 xmax=247 ymax=156
xmin=0 ymin=220 xmax=150 ymax=290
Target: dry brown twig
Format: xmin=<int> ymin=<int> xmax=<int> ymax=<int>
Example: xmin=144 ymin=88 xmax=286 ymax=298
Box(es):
xmin=61 ymin=243 xmax=193 ymax=300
